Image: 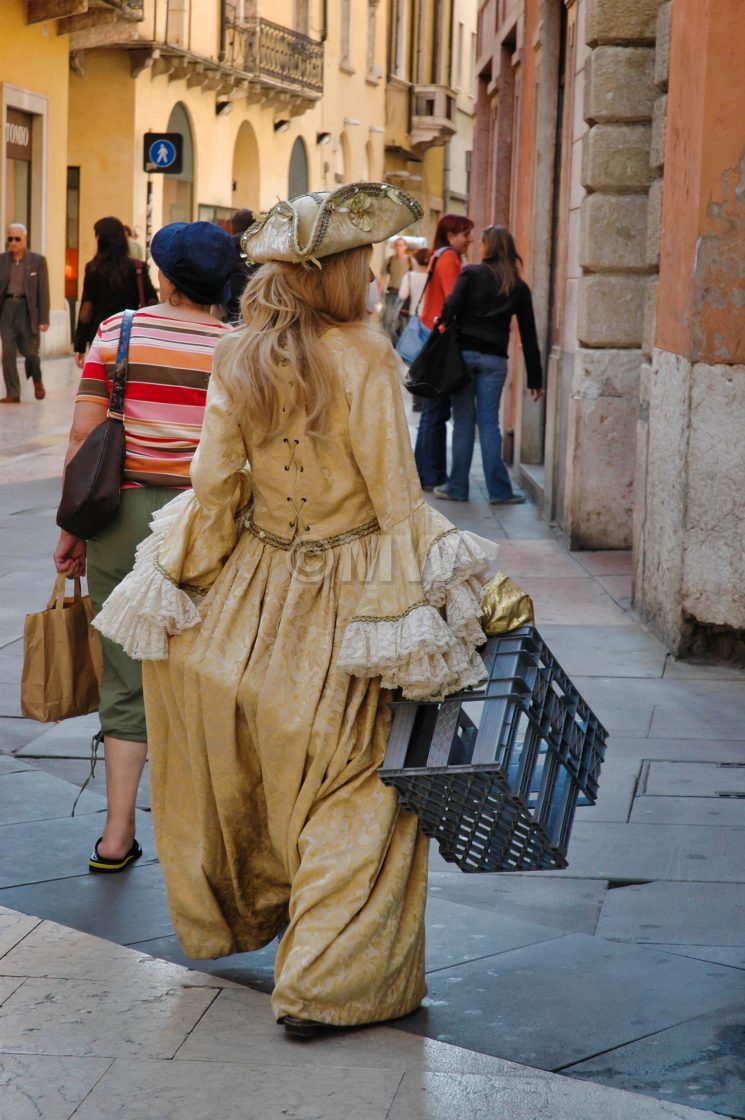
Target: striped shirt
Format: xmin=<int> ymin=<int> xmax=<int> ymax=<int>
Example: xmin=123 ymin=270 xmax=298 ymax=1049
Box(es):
xmin=76 ymin=310 xmax=230 ymax=489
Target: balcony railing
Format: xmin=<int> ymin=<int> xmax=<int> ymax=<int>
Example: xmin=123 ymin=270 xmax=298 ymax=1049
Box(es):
xmin=224 ymin=13 xmax=324 ymax=98
xmin=410 ymin=83 xmax=457 ymax=149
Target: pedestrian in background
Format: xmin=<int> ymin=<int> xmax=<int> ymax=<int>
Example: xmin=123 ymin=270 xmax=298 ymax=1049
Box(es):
xmin=124 ymin=225 xmax=145 ymax=260
xmin=413 ymin=214 xmax=474 ymax=490
xmin=54 ymin=221 xmax=237 ymax=873
xmin=0 ymin=222 xmax=50 ymax=403
xmin=378 ymin=235 xmax=411 ymax=341
xmin=225 ymin=207 xmax=257 ymax=322
xmin=434 ymin=225 xmax=544 ymax=505
xmin=395 ymin=247 xmax=430 ymax=324
xmin=73 ymin=217 xmax=157 ymax=367
xmin=396 ymin=247 xmax=430 ymax=412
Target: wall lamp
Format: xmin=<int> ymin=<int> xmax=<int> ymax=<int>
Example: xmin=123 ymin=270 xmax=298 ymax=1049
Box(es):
xmin=215 ymin=99 xmax=233 ymax=117
xmin=274 ymin=119 xmax=291 ymax=133
xmin=369 ymin=125 xmax=386 ymax=133
xmin=316 ymin=131 xmax=332 ymax=145
xmin=343 ymin=117 xmax=361 ymax=126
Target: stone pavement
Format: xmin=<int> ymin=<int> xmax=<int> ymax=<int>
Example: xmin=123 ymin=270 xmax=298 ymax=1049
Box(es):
xmin=0 ymin=359 xmax=744 ymax=1119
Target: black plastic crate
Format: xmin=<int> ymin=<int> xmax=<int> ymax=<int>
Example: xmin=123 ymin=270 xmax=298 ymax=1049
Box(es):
xmin=380 ymin=626 xmax=608 ymax=872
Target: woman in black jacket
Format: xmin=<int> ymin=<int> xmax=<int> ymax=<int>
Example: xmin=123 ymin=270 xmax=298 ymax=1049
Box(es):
xmin=434 ymin=225 xmax=544 ymax=504
xmin=74 ymin=217 xmax=157 ymax=365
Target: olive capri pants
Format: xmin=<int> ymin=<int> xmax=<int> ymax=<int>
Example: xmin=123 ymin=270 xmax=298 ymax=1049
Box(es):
xmin=87 ymin=487 xmax=175 ymax=742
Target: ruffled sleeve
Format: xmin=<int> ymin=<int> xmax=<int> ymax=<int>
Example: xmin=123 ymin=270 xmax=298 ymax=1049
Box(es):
xmin=93 ymin=358 xmax=251 ymax=660
xmin=337 ymin=333 xmax=498 ymax=700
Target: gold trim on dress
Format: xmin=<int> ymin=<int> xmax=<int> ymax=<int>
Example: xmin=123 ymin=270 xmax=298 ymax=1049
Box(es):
xmin=350 ymin=599 xmax=429 ymax=625
xmin=245 ymin=517 xmax=380 ymax=553
xmin=155 ymin=560 xmax=209 ymax=597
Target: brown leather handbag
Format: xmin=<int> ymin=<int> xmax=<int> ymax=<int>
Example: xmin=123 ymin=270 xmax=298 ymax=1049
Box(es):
xmin=56 ymin=310 xmax=134 ymax=540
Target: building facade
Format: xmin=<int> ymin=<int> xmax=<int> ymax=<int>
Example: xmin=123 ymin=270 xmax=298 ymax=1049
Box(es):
xmin=4 ymin=0 xmax=398 ymax=349
xmin=384 ymin=0 xmax=476 ymax=239
xmin=473 ymin=0 xmax=745 ymax=657
xmin=3 ymin=1 xmax=477 ymax=351
xmin=1 ymin=2 xmax=72 ymax=352
xmin=633 ymin=0 xmax=745 ymax=656
xmin=63 ymin=0 xmax=390 ymax=293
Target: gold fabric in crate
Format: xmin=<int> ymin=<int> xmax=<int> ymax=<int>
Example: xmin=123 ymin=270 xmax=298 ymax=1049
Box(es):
xmin=480 ymin=572 xmax=535 ymax=635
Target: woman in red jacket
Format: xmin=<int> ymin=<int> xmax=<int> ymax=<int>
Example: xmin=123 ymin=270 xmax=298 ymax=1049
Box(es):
xmin=413 ymin=214 xmax=474 ymax=490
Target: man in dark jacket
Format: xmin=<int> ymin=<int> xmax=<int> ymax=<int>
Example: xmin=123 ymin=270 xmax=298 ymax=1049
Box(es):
xmin=0 ymin=223 xmax=50 ymax=402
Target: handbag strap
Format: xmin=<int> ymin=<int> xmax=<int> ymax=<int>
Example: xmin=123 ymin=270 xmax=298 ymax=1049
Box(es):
xmin=414 ymin=246 xmax=452 ymax=317
xmin=134 ymin=260 xmax=146 ymax=309
xmin=108 ymin=309 xmax=135 ymax=422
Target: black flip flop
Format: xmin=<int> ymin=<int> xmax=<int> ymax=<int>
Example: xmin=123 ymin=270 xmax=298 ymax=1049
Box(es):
xmin=88 ymin=837 xmax=142 ymax=873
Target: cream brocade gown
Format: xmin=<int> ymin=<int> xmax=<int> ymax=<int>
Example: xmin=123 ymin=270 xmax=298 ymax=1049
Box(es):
xmin=95 ymin=324 xmax=495 ymax=1026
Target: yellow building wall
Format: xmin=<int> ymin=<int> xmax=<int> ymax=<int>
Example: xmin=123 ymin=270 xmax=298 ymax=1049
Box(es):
xmin=0 ymin=1 xmax=70 ymax=318
xmin=67 ymin=51 xmax=138 ymax=289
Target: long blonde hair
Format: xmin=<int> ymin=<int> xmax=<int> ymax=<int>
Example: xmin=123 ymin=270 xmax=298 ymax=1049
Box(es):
xmin=218 ymin=245 xmax=371 ymax=442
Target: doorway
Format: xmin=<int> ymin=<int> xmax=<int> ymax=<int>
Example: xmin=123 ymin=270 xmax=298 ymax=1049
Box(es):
xmin=162 ymin=102 xmax=194 ymax=223
xmin=288 ymin=137 xmax=309 ymax=198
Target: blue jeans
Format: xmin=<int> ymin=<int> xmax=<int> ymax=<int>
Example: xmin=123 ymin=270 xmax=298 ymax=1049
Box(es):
xmin=445 ymin=351 xmax=514 ymax=501
xmin=414 ymin=394 xmax=451 ymax=489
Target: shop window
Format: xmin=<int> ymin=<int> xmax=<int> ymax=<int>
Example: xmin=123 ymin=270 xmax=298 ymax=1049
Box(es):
xmin=5 ymin=109 xmax=33 ymax=245
xmin=65 ymin=167 xmax=80 ymax=308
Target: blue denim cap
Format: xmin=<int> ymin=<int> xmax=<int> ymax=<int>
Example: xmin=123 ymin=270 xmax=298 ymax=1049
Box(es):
xmin=151 ymin=221 xmax=238 ymax=306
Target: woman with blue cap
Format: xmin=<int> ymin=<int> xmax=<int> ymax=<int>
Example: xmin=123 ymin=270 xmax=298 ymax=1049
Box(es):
xmin=54 ymin=221 xmax=237 ymax=873
xmin=95 ymin=186 xmax=497 ymax=1036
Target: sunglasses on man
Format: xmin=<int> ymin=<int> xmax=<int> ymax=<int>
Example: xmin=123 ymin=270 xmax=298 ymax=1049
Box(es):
xmin=7 ymin=236 xmax=22 ymax=243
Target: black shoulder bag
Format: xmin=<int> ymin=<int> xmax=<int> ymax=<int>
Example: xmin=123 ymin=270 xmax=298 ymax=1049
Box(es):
xmin=404 ymin=257 xmax=470 ymax=399
xmin=57 ymin=309 xmax=135 ymax=540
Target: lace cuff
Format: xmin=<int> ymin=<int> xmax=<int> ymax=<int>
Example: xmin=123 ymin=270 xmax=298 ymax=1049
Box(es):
xmin=338 ymin=511 xmax=498 ymax=700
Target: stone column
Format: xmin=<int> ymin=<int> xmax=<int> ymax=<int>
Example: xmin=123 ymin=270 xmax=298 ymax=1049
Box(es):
xmin=634 ymin=0 xmax=745 ymax=656
xmin=565 ymin=0 xmax=662 ymax=548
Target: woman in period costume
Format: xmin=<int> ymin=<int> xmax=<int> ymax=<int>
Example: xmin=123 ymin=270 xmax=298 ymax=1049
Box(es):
xmin=94 ymin=184 xmax=496 ymax=1036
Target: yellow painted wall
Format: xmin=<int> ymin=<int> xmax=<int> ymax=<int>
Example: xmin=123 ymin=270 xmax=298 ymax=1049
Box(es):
xmin=67 ymin=51 xmax=137 ymax=290
xmin=0 ymin=1 xmax=70 ymax=311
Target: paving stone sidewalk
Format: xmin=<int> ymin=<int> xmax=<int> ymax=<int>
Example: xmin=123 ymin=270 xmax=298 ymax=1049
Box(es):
xmin=1 ymin=363 xmax=744 ymax=1119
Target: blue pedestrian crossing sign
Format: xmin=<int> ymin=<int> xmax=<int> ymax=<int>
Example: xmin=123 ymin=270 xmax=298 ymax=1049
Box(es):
xmin=143 ymin=132 xmax=183 ymax=174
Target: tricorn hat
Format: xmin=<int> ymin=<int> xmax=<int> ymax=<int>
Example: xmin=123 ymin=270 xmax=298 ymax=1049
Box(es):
xmin=241 ymin=182 xmax=423 ymax=267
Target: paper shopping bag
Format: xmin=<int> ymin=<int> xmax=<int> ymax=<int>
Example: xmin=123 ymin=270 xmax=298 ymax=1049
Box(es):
xmin=21 ymin=574 xmax=103 ymax=722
